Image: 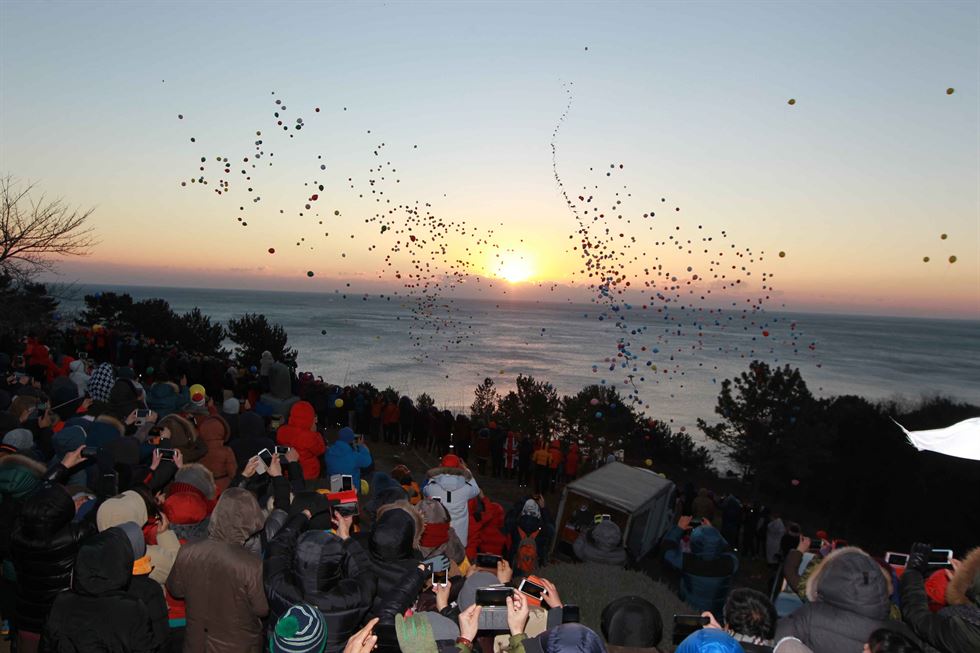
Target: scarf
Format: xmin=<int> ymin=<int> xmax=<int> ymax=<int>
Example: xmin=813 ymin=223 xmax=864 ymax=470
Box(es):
xmin=420 ymin=522 xmax=450 ymax=548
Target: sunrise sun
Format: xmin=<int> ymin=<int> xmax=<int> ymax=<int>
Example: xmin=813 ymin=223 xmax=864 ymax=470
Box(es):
xmin=495 ymin=253 xmax=534 ymax=283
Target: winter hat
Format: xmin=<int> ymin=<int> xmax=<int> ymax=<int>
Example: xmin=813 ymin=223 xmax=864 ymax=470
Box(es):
xmin=338 ymin=427 xmax=355 ymax=443
xmin=395 ymin=613 xmax=438 ymax=653
xmin=534 ymin=623 xmax=607 ymax=653
xmin=925 ymin=568 xmax=950 ymax=609
xmin=3 ymin=428 xmax=34 ymax=451
xmin=270 ymin=603 xmax=327 ymax=653
xmin=440 ymin=454 xmax=462 ymax=469
xmin=87 ymin=363 xmax=116 ymax=403
xmin=189 ymin=384 xmax=207 ymax=407
xmin=521 ymin=498 xmax=542 ymax=520
xmin=574 ymin=520 xmax=628 ymax=566
xmin=676 ymin=628 xmax=745 ymax=653
xmin=97 ymin=490 xmax=149 ymax=531
xmin=222 ymin=397 xmax=240 ymax=415
xmin=392 ymin=464 xmax=413 ymax=482
xmin=601 ymin=595 xmax=663 ymax=649
xmin=174 ymin=463 xmax=217 ymax=500
xmin=116 ymin=520 xmax=147 ymax=560
xmin=773 ymin=637 xmax=812 ymax=653
xmin=421 ymin=612 xmax=460 ymax=642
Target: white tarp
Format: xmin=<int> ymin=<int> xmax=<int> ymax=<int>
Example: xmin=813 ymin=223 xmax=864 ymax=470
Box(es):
xmin=564 ymin=461 xmax=674 ymax=512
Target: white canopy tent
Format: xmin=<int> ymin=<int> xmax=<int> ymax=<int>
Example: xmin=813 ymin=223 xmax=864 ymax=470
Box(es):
xmin=554 ymin=462 xmax=677 ymax=560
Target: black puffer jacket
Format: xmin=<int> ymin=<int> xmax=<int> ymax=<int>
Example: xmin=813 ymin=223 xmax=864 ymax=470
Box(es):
xmin=265 ymin=513 xmax=376 ymax=653
xmin=11 ymin=484 xmax=94 ymax=634
xmin=229 ymin=412 xmax=275 ymax=469
xmin=900 ymin=547 xmax=980 ymax=653
xmin=775 ymin=547 xmax=919 ymax=653
xmin=355 ymin=501 xmax=423 ymax=612
xmin=41 ymin=527 xmax=158 ymax=652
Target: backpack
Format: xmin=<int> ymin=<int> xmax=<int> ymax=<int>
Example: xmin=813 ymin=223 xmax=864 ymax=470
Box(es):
xmin=515 ymin=527 xmax=539 ymax=575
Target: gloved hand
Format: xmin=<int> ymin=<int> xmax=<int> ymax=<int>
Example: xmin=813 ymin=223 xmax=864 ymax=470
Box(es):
xmin=423 ymin=554 xmax=450 ymax=573
xmin=907 ymin=542 xmax=932 ymax=575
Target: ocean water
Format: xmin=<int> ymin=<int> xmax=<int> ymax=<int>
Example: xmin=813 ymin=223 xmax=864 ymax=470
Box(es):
xmin=60 ymin=284 xmax=980 ymax=451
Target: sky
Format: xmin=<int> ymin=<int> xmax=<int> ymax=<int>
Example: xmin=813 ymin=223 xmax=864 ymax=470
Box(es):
xmin=1 ymin=0 xmax=978 ymax=318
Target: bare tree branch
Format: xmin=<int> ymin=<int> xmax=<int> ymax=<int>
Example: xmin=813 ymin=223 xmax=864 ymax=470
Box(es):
xmin=0 ymin=175 xmax=98 ymax=281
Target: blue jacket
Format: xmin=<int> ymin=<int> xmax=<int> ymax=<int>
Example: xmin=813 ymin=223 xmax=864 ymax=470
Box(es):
xmin=325 ymin=441 xmax=373 ymax=490
xmin=146 ymin=383 xmax=188 ymax=419
xmin=664 ymin=525 xmax=739 ymax=615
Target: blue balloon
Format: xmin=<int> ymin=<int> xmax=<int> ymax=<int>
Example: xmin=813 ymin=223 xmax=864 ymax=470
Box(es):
xmin=595 ymin=411 xmax=603 ymax=418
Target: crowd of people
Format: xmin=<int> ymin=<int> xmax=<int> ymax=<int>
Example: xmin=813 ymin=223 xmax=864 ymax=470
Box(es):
xmin=0 ymin=331 xmax=978 ymax=653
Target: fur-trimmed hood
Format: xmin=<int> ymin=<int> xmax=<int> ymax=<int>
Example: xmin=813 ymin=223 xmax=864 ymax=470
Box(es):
xmin=0 ymin=452 xmax=47 ymax=477
xmin=426 ymin=466 xmax=473 ymax=481
xmin=371 ymin=500 xmax=423 ymax=561
xmin=805 ymin=546 xmax=891 ymax=619
xmin=95 ymin=414 xmax=126 ymax=437
xmin=947 ymin=546 xmax=980 ymax=607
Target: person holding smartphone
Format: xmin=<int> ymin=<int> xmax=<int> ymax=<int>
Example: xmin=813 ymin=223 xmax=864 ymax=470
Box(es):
xmin=325 ymin=427 xmax=372 ymax=493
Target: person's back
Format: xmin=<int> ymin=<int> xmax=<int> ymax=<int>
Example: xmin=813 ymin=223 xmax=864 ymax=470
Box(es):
xmin=422 ymin=455 xmax=480 ymax=546
xmin=325 ymin=427 xmax=372 ymax=489
xmin=197 ymin=415 xmax=237 ymax=492
xmin=276 ymin=401 xmax=324 ymax=480
xmin=776 ymin=546 xmax=915 ymax=653
xmin=229 ymin=411 xmax=275 ymax=469
xmin=663 ymin=519 xmax=738 ymax=616
xmin=43 ymin=525 xmax=158 ymax=652
xmin=166 ymin=488 xmax=269 ymax=653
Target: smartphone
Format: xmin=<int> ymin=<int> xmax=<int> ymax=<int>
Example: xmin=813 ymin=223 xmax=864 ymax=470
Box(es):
xmin=136 ymin=408 xmax=150 ymax=424
xmin=673 ymin=615 xmax=710 ymax=644
xmin=341 ymin=474 xmax=353 ymax=492
xmin=274 ymin=445 xmax=290 ymax=456
xmin=475 ymin=586 xmax=513 ymax=607
xmin=431 ymin=495 xmax=442 ymax=503
xmin=594 ymin=513 xmax=612 ymax=524
xmin=257 ymin=448 xmax=274 ymax=467
xmin=885 ymin=551 xmax=909 ymax=567
xmin=561 ymin=604 xmax=580 ymax=624
xmin=517 ymin=577 xmax=547 ymax=601
xmin=270 ymin=415 xmax=283 ymax=430
xmin=101 ymin=472 xmax=119 ymax=497
xmin=158 ymin=448 xmax=176 ymax=461
xmin=928 ymin=549 xmax=953 ymax=568
xmin=37 ymin=401 xmax=49 ymax=411
xmin=476 ymin=553 xmax=502 ymax=569
xmin=431 ymin=569 xmax=449 ymax=586
xmin=81 ymin=445 xmax=98 ymax=459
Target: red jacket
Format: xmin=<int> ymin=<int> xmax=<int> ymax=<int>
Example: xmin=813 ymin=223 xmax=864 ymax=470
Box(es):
xmin=466 ymin=498 xmax=509 ymax=560
xmin=276 ymin=401 xmax=325 ymax=479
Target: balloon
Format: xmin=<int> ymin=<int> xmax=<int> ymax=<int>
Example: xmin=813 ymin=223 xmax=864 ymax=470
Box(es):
xmin=791 ymin=479 xmax=800 ymax=486
xmin=946 ymin=87 xmax=955 ymax=95
xmin=334 ymin=398 xmax=344 ymax=408
xmin=778 ymin=251 xmax=786 ymax=258
xmin=644 ymin=459 xmax=653 ymax=467
xmin=595 ymin=411 xmax=603 ymax=418
xmin=307 ymin=271 xmax=315 ymax=277
xmin=590 ymin=398 xmax=599 ymax=406
xmin=923 ymin=256 xmax=930 ymax=263
xmin=268 ymin=248 xmax=275 ymax=254
xmin=787 ymin=98 xmax=796 ymax=105
xmin=940 ymin=233 xmax=948 ymax=240
xmin=948 ymin=255 xmax=957 ymax=263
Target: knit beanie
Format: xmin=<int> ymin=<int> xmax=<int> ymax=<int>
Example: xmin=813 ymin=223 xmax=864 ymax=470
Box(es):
xmin=174 ymin=463 xmax=216 ymax=500
xmin=3 ymin=428 xmax=34 ymax=451
xmin=270 ymin=604 xmax=327 ymax=653
xmin=189 ymin=384 xmax=207 ymax=408
xmin=338 ymin=427 xmax=355 ymax=443
xmin=676 ymin=628 xmax=745 ymax=653
xmin=116 ymin=521 xmax=147 ymax=559
xmin=440 ymin=454 xmax=461 ymax=469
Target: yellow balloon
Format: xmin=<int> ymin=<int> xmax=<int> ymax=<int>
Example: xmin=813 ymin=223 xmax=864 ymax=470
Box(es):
xmin=334 ymin=398 xmax=344 ymax=408
xmin=644 ymin=458 xmax=653 ymax=467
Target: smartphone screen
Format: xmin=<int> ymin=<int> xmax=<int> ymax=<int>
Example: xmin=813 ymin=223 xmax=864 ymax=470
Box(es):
xmin=476 ymin=587 xmax=512 ymax=607
xmin=341 ymin=475 xmax=353 ymax=491
xmin=885 ymin=552 xmax=909 ymax=566
xmin=928 ymin=549 xmax=953 ymax=567
xmin=477 ymin=553 xmax=502 ymax=568
xmin=136 ymin=408 xmax=150 ymax=418
xmin=673 ymin=615 xmax=709 ymax=645
xmin=158 ymin=448 xmax=175 ymax=461
xmin=274 ymin=445 xmax=290 ymax=455
xmin=257 ymin=448 xmax=274 ymax=467
xmin=561 ymin=604 xmax=580 ymax=624
xmin=431 ymin=569 xmax=448 ymax=586
xmin=518 ymin=579 xmax=547 ymax=600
